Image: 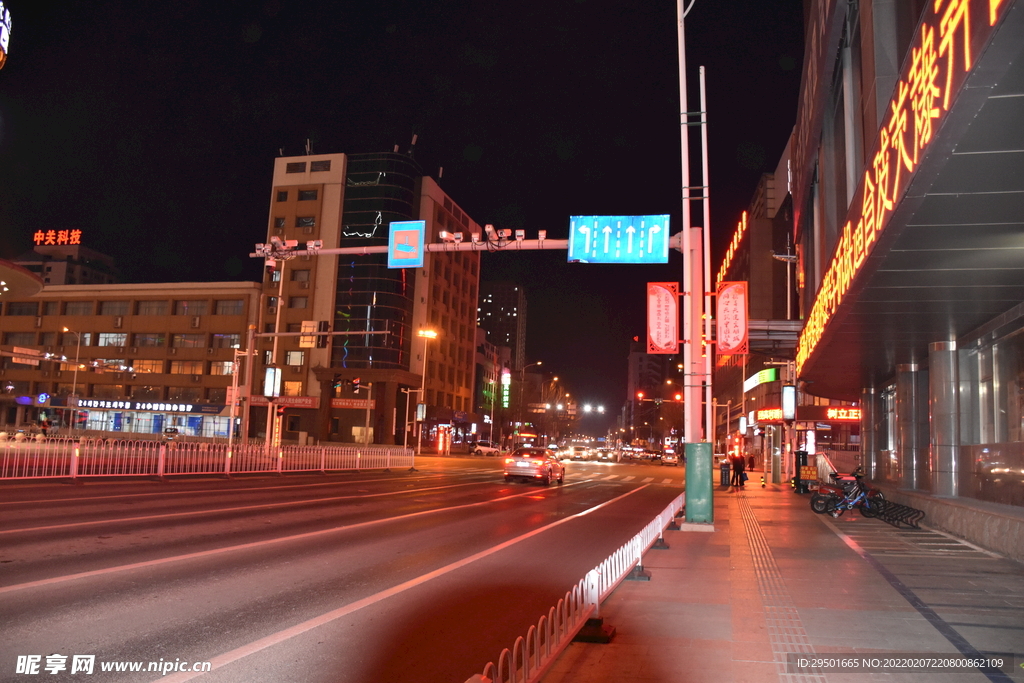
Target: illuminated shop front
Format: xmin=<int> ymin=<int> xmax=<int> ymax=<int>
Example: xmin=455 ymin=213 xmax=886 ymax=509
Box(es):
xmin=51 ymin=398 xmax=233 ymax=438
xmin=792 ymin=0 xmax=1024 ymax=516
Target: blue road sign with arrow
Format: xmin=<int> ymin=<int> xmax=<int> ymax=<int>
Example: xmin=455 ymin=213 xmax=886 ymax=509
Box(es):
xmin=568 ymin=215 xmax=670 ymax=264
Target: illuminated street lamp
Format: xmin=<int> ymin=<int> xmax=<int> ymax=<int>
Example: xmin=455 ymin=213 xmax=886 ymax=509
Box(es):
xmin=62 ymin=327 xmax=82 ymax=430
xmin=416 ymin=329 xmax=438 ymax=455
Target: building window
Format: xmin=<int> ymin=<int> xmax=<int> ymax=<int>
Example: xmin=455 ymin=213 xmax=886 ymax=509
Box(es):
xmin=5 ymin=301 xmax=38 ymax=315
xmin=285 ymin=350 xmax=305 ymax=365
xmin=310 ymin=160 xmax=331 ymax=172
xmin=296 ymin=216 xmax=316 ymax=228
xmin=277 ymin=190 xmax=288 ymax=201
xmin=283 ymin=381 xmax=303 ymax=397
xmin=39 ymin=331 xmax=56 ymax=346
xmin=42 ymin=301 xmax=59 ymax=316
xmin=291 ymin=269 xmax=310 ymax=282
xmin=97 ymin=333 xmax=128 ymax=347
xmin=171 ymin=334 xmax=205 ymax=348
xmin=174 ymin=300 xmax=209 ymax=316
xmin=132 ymin=333 xmax=166 ymax=347
xmin=170 ymin=360 xmax=204 ymax=374
xmin=3 ymin=332 xmax=36 ymax=345
xmin=214 ymin=299 xmax=244 ymax=315
xmin=285 ymin=162 xmax=306 ymax=173
xmin=212 ymin=333 xmax=241 ymax=348
xmin=274 ymin=217 xmax=286 ymax=228
xmin=92 ymin=384 xmax=126 ymax=399
xmin=210 ymin=361 xmax=233 ymax=375
xmin=100 ymin=301 xmax=129 ymax=316
xmin=298 ymin=189 xmax=318 ymax=201
xmin=288 ymin=297 xmax=308 ymax=309
xmin=131 ymin=385 xmax=163 ymax=400
xmin=64 ymin=301 xmax=93 ymax=316
xmin=168 ymin=386 xmax=202 ymax=402
xmin=62 ymin=331 xmax=90 ymax=346
xmin=135 ymin=300 xmax=168 ymax=316
xmin=132 ymin=360 xmax=163 ymax=374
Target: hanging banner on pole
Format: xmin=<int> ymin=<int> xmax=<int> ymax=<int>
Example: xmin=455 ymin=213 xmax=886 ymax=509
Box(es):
xmin=716 ymin=281 xmax=748 ymax=355
xmin=647 ymin=282 xmax=679 ymax=354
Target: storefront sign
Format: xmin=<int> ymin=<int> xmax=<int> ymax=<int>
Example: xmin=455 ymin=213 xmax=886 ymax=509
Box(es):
xmin=743 ymin=367 xmax=778 ymax=392
xmin=62 ymin=399 xmax=225 ymax=414
xmin=251 ymin=395 xmax=319 ymax=409
xmin=755 ymin=407 xmax=784 ymax=423
xmin=796 ymin=405 xmax=862 ymax=422
xmin=797 ymin=0 xmax=1012 ymax=373
xmin=32 ymin=229 xmax=82 ymax=246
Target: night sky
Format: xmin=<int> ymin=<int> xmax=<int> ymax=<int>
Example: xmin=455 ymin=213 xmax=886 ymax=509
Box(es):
xmin=0 ymin=0 xmax=804 ymax=431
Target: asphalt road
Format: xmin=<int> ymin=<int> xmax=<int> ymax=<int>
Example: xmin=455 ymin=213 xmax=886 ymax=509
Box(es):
xmin=0 ymin=456 xmax=685 ymax=683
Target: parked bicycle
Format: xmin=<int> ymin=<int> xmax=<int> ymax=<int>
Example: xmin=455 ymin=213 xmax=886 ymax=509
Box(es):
xmin=810 ymin=467 xmax=885 ymax=518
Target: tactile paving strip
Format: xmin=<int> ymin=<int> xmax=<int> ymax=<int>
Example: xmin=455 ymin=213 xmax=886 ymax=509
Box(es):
xmin=738 ymin=494 xmax=828 ymax=683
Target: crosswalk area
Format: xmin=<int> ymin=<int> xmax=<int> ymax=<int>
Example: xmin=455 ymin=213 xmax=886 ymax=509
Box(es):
xmin=425 ymin=465 xmax=684 ymax=486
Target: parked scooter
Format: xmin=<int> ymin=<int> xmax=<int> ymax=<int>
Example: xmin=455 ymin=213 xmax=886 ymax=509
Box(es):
xmin=810 ymin=467 xmax=884 ymax=516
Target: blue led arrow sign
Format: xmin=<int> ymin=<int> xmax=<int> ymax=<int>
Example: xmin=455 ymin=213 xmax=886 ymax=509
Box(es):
xmin=568 ymin=215 xmax=670 ymax=264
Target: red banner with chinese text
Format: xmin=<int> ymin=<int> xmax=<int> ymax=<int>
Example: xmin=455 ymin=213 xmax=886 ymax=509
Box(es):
xmin=716 ymin=281 xmax=748 ymax=355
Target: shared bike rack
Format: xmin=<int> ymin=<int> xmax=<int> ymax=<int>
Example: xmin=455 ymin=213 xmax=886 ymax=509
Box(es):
xmin=872 ymin=499 xmax=925 ymax=529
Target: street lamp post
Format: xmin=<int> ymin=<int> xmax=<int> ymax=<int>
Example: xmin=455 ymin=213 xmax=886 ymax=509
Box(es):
xmin=416 ymin=329 xmax=438 ymax=456
xmin=516 ymin=361 xmax=542 ymax=445
xmin=62 ymin=327 xmax=82 ymax=431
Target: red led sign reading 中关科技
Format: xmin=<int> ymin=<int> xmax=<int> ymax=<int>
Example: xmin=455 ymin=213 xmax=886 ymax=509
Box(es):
xmin=796 ymin=0 xmax=1010 ymax=373
xmin=33 ymin=229 xmax=82 ymax=246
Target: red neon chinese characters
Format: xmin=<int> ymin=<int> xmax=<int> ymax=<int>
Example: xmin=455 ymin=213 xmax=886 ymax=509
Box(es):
xmin=909 ymin=24 xmax=941 ymax=161
xmin=936 ymin=0 xmax=971 ymax=111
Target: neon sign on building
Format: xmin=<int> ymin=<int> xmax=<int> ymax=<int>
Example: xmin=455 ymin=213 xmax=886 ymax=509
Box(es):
xmin=797 ymin=0 xmax=1010 ymax=373
xmin=33 ymin=229 xmax=82 ymax=246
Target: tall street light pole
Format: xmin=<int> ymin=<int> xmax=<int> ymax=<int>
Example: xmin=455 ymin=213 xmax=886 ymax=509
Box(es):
xmin=416 ymin=329 xmax=438 ymax=456
xmin=62 ymin=327 xmax=81 ymax=431
xmin=517 ymin=361 xmax=542 ymax=444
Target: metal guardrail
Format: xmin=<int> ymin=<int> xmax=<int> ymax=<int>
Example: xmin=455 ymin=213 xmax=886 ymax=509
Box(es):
xmin=0 ymin=437 xmax=414 ymax=480
xmin=465 ymin=493 xmax=685 ymax=683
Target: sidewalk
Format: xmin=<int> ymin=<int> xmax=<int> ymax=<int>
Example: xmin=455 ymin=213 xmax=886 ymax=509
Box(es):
xmin=541 ymin=480 xmax=1024 ymax=683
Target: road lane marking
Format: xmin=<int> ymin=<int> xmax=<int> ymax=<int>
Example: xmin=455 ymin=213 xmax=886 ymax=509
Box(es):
xmin=0 ymin=481 xmax=594 ymax=594
xmin=602 ymin=475 xmax=617 ymax=480
xmin=0 ymin=473 xmax=453 ymax=507
xmin=0 ymin=481 xmax=498 ymax=535
xmin=662 ymin=479 xmax=673 ymax=484
xmin=152 ymin=485 xmax=651 ymax=683
xmin=642 ymin=477 xmax=654 ymax=483
xmin=622 ymin=476 xmax=636 ymax=481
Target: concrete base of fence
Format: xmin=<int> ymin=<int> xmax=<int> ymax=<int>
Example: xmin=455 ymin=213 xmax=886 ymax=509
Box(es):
xmin=673 ymin=522 xmax=716 ymax=532
xmin=651 ymin=536 xmax=670 ymax=549
xmin=572 ymin=617 xmax=616 ymax=644
xmin=625 ymin=565 xmax=651 ymax=581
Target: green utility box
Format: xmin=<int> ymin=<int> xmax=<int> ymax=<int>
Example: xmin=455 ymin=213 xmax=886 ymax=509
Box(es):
xmin=685 ymin=442 xmax=713 ymax=524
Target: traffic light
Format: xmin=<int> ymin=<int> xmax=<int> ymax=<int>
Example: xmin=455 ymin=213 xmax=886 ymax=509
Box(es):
xmin=352 ymin=377 xmax=361 ymax=393
xmin=636 ymin=391 xmax=644 ymax=400
xmin=276 ymin=405 xmax=286 ymax=416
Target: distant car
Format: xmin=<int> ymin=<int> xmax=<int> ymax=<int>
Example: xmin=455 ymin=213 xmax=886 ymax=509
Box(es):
xmin=595 ymin=448 xmax=615 ymax=462
xmin=503 ymin=447 xmax=565 ymax=485
xmin=471 ymin=440 xmax=501 ymax=456
xmin=661 ymin=452 xmax=680 ymax=466
xmin=568 ymin=446 xmax=591 ymax=461
xmin=639 ymin=449 xmax=662 ymax=461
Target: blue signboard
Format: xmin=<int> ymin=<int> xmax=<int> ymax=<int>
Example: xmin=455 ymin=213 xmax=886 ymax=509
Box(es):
xmin=568 ymin=215 xmax=670 ymax=264
xmin=388 ymin=220 xmax=426 ymax=269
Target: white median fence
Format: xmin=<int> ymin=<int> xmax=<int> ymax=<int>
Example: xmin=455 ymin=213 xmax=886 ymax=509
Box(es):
xmin=0 ymin=437 xmax=413 ymax=480
xmin=466 ymin=492 xmax=685 ymax=683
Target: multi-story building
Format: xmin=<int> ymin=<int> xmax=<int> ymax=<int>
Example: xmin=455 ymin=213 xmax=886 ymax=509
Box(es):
xmin=478 ymin=281 xmax=527 ymax=370
xmin=0 ymin=281 xmax=261 ymax=436
xmin=259 ymin=151 xmax=482 ymax=446
xmin=15 ymin=244 xmax=119 ymax=285
xmin=790 ymin=0 xmax=1024 ymax=557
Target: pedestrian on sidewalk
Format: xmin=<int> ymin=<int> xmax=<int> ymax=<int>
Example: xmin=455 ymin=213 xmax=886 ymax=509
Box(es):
xmin=731 ymin=453 xmax=746 ymax=486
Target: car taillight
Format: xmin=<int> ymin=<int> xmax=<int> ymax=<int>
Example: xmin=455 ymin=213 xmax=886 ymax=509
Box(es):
xmin=531 ymin=459 xmax=544 ymax=465
xmin=505 ymin=458 xmax=514 ymax=464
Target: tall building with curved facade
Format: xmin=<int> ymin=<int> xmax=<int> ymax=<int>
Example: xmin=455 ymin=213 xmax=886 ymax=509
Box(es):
xmin=259 ymin=152 xmax=482 ymax=446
